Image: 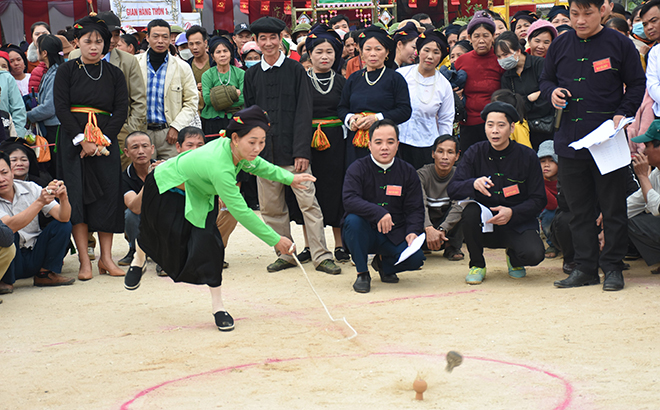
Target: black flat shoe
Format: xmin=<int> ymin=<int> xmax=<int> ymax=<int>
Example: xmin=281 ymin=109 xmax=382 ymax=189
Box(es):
xmin=353 ymin=272 xmax=371 ymax=293
xmin=297 ymin=247 xmax=311 ymax=264
xmin=371 ymin=255 xmax=399 ymax=283
xmin=554 ymin=269 xmax=600 ymax=288
xmin=214 ymin=311 xmax=235 ymax=331
xmin=124 ymin=262 xmax=146 ymax=291
xmin=603 ymin=270 xmax=624 ymax=291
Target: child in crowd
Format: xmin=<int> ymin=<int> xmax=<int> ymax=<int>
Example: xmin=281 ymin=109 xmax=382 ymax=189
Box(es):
xmin=491 ymin=89 xmax=532 ymax=148
xmin=537 ymin=140 xmax=559 ymax=258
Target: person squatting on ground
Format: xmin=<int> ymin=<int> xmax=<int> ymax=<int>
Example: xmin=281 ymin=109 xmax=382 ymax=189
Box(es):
xmin=343 ymin=119 xmax=426 ymax=293
xmin=628 ymin=120 xmax=660 ymax=274
xmin=448 ymin=102 xmax=546 ymax=285
xmin=416 ymin=134 xmax=465 ymax=260
xmin=0 ymin=152 xmax=73 ymax=294
xmin=133 ymin=106 xmax=314 ymax=331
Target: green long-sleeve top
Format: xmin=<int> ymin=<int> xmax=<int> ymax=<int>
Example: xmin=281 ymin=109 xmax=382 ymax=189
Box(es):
xmin=201 ymin=65 xmax=245 ymax=120
xmin=154 ymin=137 xmax=294 ymax=246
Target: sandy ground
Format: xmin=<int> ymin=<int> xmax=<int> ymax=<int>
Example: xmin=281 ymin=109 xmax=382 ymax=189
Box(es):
xmin=1 ymin=219 xmax=660 ymax=410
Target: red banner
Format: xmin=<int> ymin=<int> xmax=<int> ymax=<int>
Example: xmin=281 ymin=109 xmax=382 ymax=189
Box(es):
xmin=240 ymin=0 xmax=250 ymax=14
xmin=261 ymin=0 xmax=270 ymax=14
xmin=215 ymin=0 xmax=225 ymax=12
xmin=409 ymin=0 xmax=417 ymax=8
xmin=194 ymin=0 xmax=204 ymax=9
xmin=284 ymin=3 xmax=292 ymax=14
xmin=450 ymin=0 xmax=460 ymax=4
xmin=429 ymin=0 xmax=437 ymax=6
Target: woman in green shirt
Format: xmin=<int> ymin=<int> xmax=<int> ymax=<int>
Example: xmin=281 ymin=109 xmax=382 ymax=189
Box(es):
xmin=130 ymin=106 xmax=314 ymax=332
xmin=201 ymin=37 xmax=245 ymax=136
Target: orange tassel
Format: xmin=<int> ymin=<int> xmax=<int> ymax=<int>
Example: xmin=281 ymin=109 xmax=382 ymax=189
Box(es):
xmin=352 ymin=129 xmax=369 ymax=148
xmin=311 ymin=124 xmax=331 ymax=151
xmin=83 ymin=112 xmax=110 ymax=147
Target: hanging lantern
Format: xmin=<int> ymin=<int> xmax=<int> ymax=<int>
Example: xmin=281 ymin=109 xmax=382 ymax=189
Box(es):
xmin=408 ymin=0 xmax=417 ymax=8
xmin=429 ymin=0 xmax=438 ymax=6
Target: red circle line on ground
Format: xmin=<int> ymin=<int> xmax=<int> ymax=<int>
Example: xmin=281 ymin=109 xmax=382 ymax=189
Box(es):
xmin=119 ymin=351 xmax=573 ymax=410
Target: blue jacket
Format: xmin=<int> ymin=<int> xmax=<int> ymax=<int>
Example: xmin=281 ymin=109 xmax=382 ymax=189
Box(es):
xmin=27 ymin=64 xmax=60 ymax=127
xmin=0 ymin=70 xmax=26 ymax=138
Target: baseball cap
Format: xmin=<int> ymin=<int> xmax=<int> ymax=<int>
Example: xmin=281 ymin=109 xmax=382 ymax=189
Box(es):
xmin=234 ymin=22 xmax=251 ymax=35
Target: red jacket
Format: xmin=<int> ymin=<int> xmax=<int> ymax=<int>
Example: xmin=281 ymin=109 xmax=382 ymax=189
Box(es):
xmin=455 ymin=49 xmax=505 ymax=126
xmin=544 ymin=179 xmax=558 ymax=211
xmin=27 ymin=62 xmax=46 ymax=94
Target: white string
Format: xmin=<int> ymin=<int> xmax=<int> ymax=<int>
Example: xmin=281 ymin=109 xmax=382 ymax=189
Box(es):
xmin=290 ymin=244 xmax=357 ymax=341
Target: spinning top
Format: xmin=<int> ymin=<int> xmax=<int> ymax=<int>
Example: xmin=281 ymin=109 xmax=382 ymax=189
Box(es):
xmin=413 ymin=376 xmax=427 ymax=400
xmin=445 ymin=350 xmax=463 ymax=372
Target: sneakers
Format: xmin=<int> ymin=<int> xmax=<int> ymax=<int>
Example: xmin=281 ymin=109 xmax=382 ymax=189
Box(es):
xmin=506 ymin=256 xmax=527 ymax=279
xmin=118 ymin=248 xmax=135 ymax=266
xmin=334 ymin=247 xmax=350 ymax=263
xmin=266 ymin=258 xmax=296 ymax=272
xmin=87 ymin=247 xmax=95 ymax=260
xmin=297 ymin=247 xmax=311 ymax=264
xmin=465 ymin=266 xmax=486 ymax=285
xmin=316 ymin=259 xmax=341 ymax=275
xmin=34 ymin=271 xmax=75 ymax=287
xmin=214 ymin=311 xmax=235 ymax=331
xmin=353 ymin=272 xmax=371 ymax=293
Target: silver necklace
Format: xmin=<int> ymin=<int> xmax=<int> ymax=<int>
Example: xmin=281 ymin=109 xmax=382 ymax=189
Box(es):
xmin=414 ymin=69 xmax=436 ymax=105
xmin=365 ymin=66 xmax=386 ymax=86
xmin=217 ymin=66 xmax=232 ymax=86
xmin=307 ymin=68 xmax=335 ymax=95
xmin=82 ymin=60 xmax=103 ymax=81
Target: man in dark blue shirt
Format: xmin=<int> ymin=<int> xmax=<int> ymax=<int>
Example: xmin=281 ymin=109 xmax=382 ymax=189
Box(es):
xmin=539 ymin=0 xmax=645 ymax=291
xmin=342 ymin=119 xmax=426 ymax=293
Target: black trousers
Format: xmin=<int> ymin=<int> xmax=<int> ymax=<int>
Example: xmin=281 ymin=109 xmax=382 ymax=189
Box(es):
xmin=397 ymin=143 xmax=433 ymax=170
xmin=550 ymin=209 xmax=574 ymax=264
xmin=628 ymin=213 xmax=660 ymax=266
xmin=459 ymin=123 xmax=487 ymax=154
xmin=463 ymin=202 xmax=544 ymax=268
xmin=558 ymin=156 xmax=627 ymax=274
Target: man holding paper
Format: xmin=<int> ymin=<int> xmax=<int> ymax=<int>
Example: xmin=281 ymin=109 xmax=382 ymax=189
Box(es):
xmin=342 ymin=119 xmax=426 ymax=293
xmin=539 ymin=0 xmax=645 ymax=291
xmin=448 ymin=102 xmax=546 ymax=285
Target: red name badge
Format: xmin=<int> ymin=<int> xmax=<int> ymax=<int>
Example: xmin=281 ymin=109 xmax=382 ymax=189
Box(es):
xmin=503 ymin=184 xmax=520 ymax=198
xmin=593 ymin=58 xmax=612 ymax=73
xmin=386 ymin=185 xmax=402 ymax=196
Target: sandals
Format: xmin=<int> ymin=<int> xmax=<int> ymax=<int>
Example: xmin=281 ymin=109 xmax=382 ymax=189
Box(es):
xmin=214 ymin=311 xmax=235 ymax=332
xmin=443 ymin=246 xmax=464 ymax=261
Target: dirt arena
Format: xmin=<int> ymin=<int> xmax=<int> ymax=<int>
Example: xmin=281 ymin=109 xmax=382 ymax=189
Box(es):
xmin=1 ymin=220 xmax=659 ymax=410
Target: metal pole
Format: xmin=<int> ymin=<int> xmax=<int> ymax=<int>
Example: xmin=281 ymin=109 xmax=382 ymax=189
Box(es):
xmin=444 ymin=0 xmax=449 ymax=25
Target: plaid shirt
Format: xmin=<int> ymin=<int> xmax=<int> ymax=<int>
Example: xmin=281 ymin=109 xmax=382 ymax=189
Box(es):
xmin=146 ymin=52 xmax=168 ymax=124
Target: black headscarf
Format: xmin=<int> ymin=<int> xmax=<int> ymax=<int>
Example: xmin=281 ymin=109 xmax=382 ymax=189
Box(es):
xmin=358 ymin=25 xmax=396 ymax=69
xmin=393 ymin=21 xmax=419 ymax=44
xmin=226 ymin=105 xmax=271 ymax=135
xmin=209 ymin=36 xmax=236 ymax=66
xmin=73 ymin=15 xmax=112 ymax=55
xmin=416 ymin=29 xmax=450 ymax=62
xmin=305 ymin=24 xmax=343 ymax=73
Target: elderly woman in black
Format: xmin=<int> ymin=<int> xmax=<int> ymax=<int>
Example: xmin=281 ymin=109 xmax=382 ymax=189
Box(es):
xmin=338 ymin=25 xmax=411 ymax=166
xmin=54 ymin=16 xmax=128 ymax=281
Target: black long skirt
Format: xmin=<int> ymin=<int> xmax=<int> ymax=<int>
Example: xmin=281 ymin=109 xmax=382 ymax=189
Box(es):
xmin=138 ymin=173 xmax=225 ymax=287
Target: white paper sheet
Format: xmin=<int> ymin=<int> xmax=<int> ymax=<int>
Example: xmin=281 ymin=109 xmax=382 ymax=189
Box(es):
xmin=459 ymin=200 xmax=494 ymax=233
xmin=394 ymin=233 xmax=426 ymax=266
xmin=568 ymin=117 xmax=634 ymax=175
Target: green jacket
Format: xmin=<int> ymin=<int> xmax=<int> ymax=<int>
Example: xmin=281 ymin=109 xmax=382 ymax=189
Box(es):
xmin=201 ymin=65 xmax=245 ymax=120
xmin=154 ymin=137 xmax=293 ymax=246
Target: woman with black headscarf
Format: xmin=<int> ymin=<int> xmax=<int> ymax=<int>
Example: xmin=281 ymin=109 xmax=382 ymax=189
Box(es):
xmin=338 ymin=25 xmax=412 ymax=166
xmin=397 ymin=30 xmax=454 ymax=169
xmin=301 ymin=24 xmax=349 ymax=261
xmin=53 ymin=15 xmax=128 ymax=281
xmin=133 ymin=106 xmax=313 ymax=331
xmin=200 ymin=36 xmax=245 ymax=135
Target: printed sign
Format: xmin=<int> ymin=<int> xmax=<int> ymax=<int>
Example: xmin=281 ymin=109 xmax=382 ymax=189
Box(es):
xmin=111 ymin=0 xmax=181 ymax=27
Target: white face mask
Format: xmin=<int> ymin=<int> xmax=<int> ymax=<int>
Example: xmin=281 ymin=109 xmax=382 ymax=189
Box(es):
xmin=284 ymin=37 xmax=296 ymax=48
xmin=27 ymin=42 xmax=39 ymax=63
xmin=179 ymin=48 xmax=193 ymax=61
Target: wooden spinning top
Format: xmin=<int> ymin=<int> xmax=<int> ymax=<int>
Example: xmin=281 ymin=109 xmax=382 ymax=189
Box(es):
xmin=413 ymin=376 xmax=427 ymax=400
